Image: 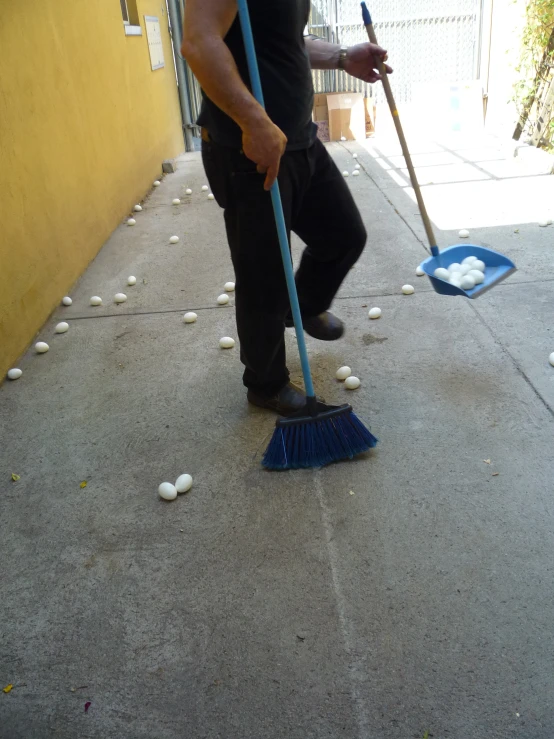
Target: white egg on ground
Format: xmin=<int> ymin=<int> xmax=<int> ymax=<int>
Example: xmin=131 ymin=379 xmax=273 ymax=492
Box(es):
xmin=352 ymin=170 xmax=360 ymax=176
xmin=415 ymin=265 xmax=425 ymax=276
xmin=448 ymin=263 xmax=463 ymax=273
xmin=127 ymin=276 xmax=137 ymax=286
xmin=224 ymin=282 xmax=235 ymax=292
xmin=342 ymin=171 xmax=349 ymax=177
xmin=336 ymin=366 xmax=352 ymax=381
xmin=354 ymin=163 xmax=361 ymax=169
xmin=7 ymin=368 xmax=23 ymax=380
xmin=341 ymin=136 xmax=346 ymax=141
xmin=538 ymin=220 xmax=549 ymax=227
xmin=208 ymin=193 xmax=215 ymax=200
xmin=473 ymin=259 xmax=485 ymax=272
xmin=153 ymin=180 xmax=161 ymax=187
xmin=90 ymin=296 xmax=102 ymax=306
xmin=127 ymin=218 xmax=136 ymax=226
xmin=201 ymin=185 xmax=209 ymax=192
xmin=462 ymin=256 xmax=478 ymax=266
xmin=55 ymin=322 xmax=69 ymax=333
xmin=172 ymin=198 xmax=181 ymax=205
xmin=217 ymin=294 xmax=230 ymax=305
xmin=368 ymin=307 xmax=382 ymax=319
xmin=460 ymin=275 xmax=476 ymax=290
xmin=549 ymin=352 xmax=554 ymax=367
xmin=183 ymin=312 xmax=198 ymax=323
xmin=158 ymin=482 xmax=177 ymax=501
xmin=219 ymin=337 xmax=235 ymax=349
xmin=433 ymin=267 xmax=450 ymax=280
xmin=467 ymin=269 xmax=485 ymax=284
xmin=345 ymin=376 xmax=361 ymax=390
xmin=35 ymin=342 xmax=49 ymax=353
xmin=62 ymin=296 xmax=72 ymax=306
xmin=401 ymin=284 xmax=415 ymax=295
xmin=353 ymin=153 xmax=358 ymax=158
xmin=114 ymin=293 xmax=127 ymax=303
xmin=185 ymin=188 xmax=193 ymax=195
xmin=134 ymin=204 xmax=142 ymax=212
xmin=175 ymin=474 xmax=193 ymax=494
xmin=458 ymin=229 xmax=470 ymax=238
xmin=169 ymin=235 xmax=179 ymax=244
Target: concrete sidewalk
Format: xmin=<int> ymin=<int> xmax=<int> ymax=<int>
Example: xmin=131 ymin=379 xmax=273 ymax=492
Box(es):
xmin=1 ymin=136 xmax=554 ymax=739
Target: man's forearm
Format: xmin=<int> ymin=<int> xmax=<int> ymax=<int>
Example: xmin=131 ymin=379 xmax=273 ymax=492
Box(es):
xmin=304 ymin=36 xmax=342 ymax=70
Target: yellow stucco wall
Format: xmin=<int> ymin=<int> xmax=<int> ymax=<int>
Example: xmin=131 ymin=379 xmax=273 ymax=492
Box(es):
xmin=0 ymin=0 xmax=184 ymax=375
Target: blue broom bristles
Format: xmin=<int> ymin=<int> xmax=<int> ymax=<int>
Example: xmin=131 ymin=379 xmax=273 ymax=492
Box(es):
xmin=262 ymin=408 xmax=378 ymax=470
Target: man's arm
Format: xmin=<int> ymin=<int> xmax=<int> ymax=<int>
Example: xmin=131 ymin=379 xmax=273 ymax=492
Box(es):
xmin=304 ymin=37 xmax=393 ymax=83
xmin=182 ymin=0 xmax=287 ymax=190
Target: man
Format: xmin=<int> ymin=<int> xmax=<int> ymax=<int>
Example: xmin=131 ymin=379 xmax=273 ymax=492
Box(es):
xmin=182 ymin=0 xmax=392 ymax=415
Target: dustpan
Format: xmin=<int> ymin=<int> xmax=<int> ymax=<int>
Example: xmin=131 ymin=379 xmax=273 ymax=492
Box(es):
xmin=361 ymin=2 xmax=517 ymax=298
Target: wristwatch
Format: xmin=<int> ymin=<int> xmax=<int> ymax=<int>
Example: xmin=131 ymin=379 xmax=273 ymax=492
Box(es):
xmin=337 ymin=46 xmax=348 ymax=70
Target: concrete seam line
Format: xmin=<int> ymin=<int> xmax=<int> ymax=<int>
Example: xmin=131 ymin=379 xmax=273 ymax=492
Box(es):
xmin=314 ymin=470 xmax=370 ymax=739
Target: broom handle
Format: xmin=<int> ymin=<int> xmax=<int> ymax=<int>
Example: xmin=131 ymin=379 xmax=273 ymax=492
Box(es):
xmin=361 ymin=2 xmax=439 ymax=258
xmin=237 ymin=0 xmax=316 ymax=398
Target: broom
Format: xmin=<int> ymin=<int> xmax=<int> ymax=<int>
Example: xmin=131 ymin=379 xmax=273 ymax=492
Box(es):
xmin=236 ymin=0 xmax=378 ymax=470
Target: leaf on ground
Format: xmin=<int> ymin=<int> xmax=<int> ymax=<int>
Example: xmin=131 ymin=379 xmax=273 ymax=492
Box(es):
xmin=11 ymin=473 xmax=20 ymax=482
xmin=483 ymin=459 xmax=491 ymax=464
xmin=80 ymin=481 xmax=87 ymax=489
xmin=3 ymin=684 xmax=13 ymax=693
xmin=349 ymin=490 xmax=355 ymax=496
xmin=492 ymin=472 xmax=500 ymax=476
xmin=84 ymin=701 xmax=91 ymax=713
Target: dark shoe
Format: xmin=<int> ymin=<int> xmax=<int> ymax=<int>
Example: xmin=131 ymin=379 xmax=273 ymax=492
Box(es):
xmin=248 ymin=382 xmax=315 ymax=417
xmin=285 ymin=311 xmax=344 ymax=341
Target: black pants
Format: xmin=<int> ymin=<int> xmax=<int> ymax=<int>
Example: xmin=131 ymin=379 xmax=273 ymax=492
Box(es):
xmin=202 ymin=135 xmax=367 ymax=396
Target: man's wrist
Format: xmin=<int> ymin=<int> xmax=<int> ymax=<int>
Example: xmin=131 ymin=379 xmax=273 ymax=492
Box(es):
xmin=337 ymin=46 xmax=348 ymax=70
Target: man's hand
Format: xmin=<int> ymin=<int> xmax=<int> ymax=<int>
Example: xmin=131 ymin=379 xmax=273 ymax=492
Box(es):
xmin=343 ymin=42 xmax=393 ymax=83
xmin=242 ymin=117 xmax=288 ymax=191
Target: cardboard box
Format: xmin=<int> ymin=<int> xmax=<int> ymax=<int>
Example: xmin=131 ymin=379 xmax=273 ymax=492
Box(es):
xmin=326 ymin=93 xmax=365 ymax=141
xmin=364 ymin=97 xmax=376 ymax=137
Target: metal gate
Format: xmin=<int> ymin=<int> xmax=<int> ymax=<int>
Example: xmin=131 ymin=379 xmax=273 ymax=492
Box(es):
xmin=309 ymin=0 xmax=482 ymax=103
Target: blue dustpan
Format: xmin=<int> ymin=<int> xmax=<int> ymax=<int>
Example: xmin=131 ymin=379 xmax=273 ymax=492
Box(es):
xmin=361 ymin=1 xmax=517 ymax=298
xmin=420 ymin=244 xmax=516 ymax=299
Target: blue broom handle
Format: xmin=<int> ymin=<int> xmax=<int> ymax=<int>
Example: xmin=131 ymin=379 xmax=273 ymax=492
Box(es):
xmin=236 ymin=0 xmax=315 ymax=399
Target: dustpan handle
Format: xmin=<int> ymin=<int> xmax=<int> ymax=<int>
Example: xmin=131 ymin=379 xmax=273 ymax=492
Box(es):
xmin=361 ymin=3 xmax=439 ymax=258
xmin=237 ymin=0 xmax=316 ymax=398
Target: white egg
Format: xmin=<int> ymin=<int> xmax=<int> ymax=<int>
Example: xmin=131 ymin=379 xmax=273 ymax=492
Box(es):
xmin=352 ymin=170 xmax=360 ymax=176
xmin=461 ymin=256 xmax=478 ymax=266
xmin=134 ymin=204 xmax=142 ymax=212
xmin=458 ymin=229 xmax=470 ymax=238
xmin=448 ymin=263 xmax=462 ymax=273
xmin=219 ymin=337 xmax=235 ymax=349
xmin=175 ymin=473 xmax=193 ymax=494
xmin=368 ymin=307 xmax=382 ymax=319
xmin=345 ymin=376 xmax=361 ymax=390
xmin=473 ymin=259 xmax=485 ymax=272
xmin=354 ymin=164 xmax=361 ymax=169
xmin=353 ymin=153 xmax=358 ymax=159
xmin=538 ymin=220 xmax=549 ymax=227
xmin=433 ymin=267 xmax=450 ymax=280
xmin=35 ymin=342 xmax=49 ymax=353
xmin=183 ymin=312 xmax=198 ymax=323
xmin=114 ymin=293 xmax=127 ymax=303
xmin=169 ymin=235 xmax=179 ymax=244
xmin=7 ymin=368 xmax=22 ymax=380
xmin=467 ymin=269 xmax=485 ymax=284
xmin=342 ymin=171 xmax=349 ymax=177
xmin=158 ymin=482 xmax=177 ymax=501
xmin=62 ymin=296 xmax=72 ymax=306
xmin=127 ymin=276 xmax=137 ymax=286
xmin=459 ymin=264 xmax=472 ymax=275
xmin=336 ymin=366 xmax=352 ymax=381
xmin=401 ymin=284 xmax=415 ymax=295
xmin=90 ymin=296 xmax=102 ymax=306
xmin=201 ymin=185 xmax=209 ymax=192
xmin=185 ymin=188 xmax=192 ymax=195
xmin=460 ymin=275 xmax=476 ymax=290
xmin=127 ymin=218 xmax=136 ymax=226
xmin=153 ymin=180 xmax=161 ymax=187
xmin=415 ymin=265 xmax=425 ymax=276
xmin=224 ymin=282 xmax=235 ymax=292
xmin=549 ymin=352 xmax=554 ymax=367
xmin=172 ymin=198 xmax=181 ymax=205
xmin=55 ymin=322 xmax=69 ymax=333
xmin=207 ymin=193 xmax=215 ymax=200
xmin=341 ymin=136 xmax=347 ymax=141
xmin=217 ymin=294 xmax=230 ymax=305
xmin=449 ymin=274 xmax=462 ymax=287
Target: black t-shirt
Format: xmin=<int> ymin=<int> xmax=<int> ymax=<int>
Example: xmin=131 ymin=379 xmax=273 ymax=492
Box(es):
xmin=197 ymin=0 xmax=317 ymax=150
